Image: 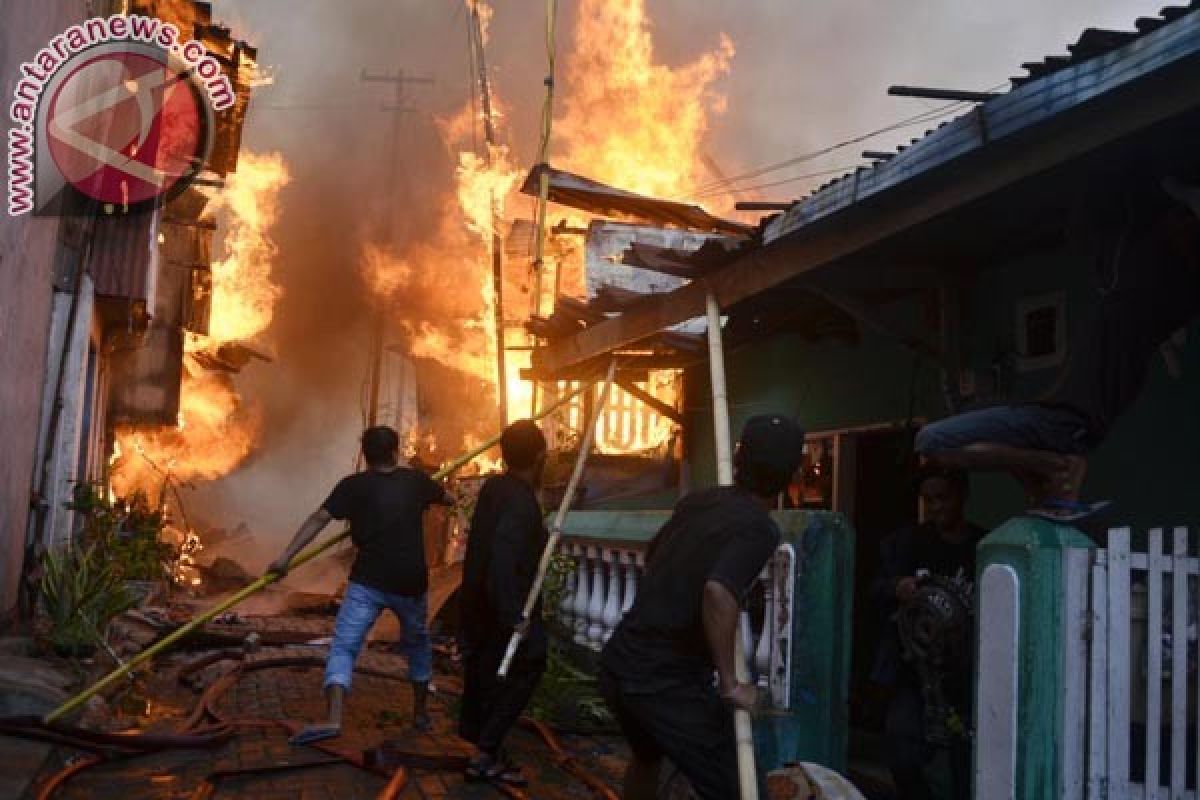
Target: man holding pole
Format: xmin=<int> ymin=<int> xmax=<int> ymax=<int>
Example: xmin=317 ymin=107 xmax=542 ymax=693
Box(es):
xmin=599 ymin=415 xmax=805 ymax=800
xmin=457 ymin=419 xmax=549 ymax=784
xmin=265 ymin=425 xmax=452 ymax=742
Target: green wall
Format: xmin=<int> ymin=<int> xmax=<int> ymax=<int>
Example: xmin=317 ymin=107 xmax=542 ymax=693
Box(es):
xmin=681 ymin=240 xmax=1200 ymax=532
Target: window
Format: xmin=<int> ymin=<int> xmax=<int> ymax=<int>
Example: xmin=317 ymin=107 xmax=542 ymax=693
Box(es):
xmin=1016 ymin=292 xmax=1066 ymax=372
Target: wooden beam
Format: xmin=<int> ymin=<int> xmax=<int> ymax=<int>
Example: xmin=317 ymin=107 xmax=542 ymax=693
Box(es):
xmin=536 ymin=54 xmax=1200 ymax=374
xmin=524 ymin=351 xmax=701 ymax=380
xmin=615 ymin=377 xmax=684 ymax=424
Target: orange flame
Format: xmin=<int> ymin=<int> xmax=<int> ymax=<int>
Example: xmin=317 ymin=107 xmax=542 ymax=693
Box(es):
xmin=113 ymin=151 xmax=288 ymax=499
xmin=358 ymin=0 xmax=730 ymax=459
xmin=558 ymin=0 xmax=733 ymax=203
xmin=203 ymin=151 xmax=290 ymax=346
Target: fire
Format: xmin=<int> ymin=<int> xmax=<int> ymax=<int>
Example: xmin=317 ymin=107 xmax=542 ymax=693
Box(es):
xmin=358 ymin=0 xmax=731 ymax=461
xmin=557 ymin=0 xmax=734 ymax=204
xmin=202 ymin=150 xmax=289 ymax=346
xmin=112 ymin=151 xmax=288 ymax=500
xmin=110 ymin=370 xmax=262 ymax=495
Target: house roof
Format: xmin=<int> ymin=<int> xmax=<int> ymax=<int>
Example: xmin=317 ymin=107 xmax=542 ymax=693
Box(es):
xmin=520 ymin=164 xmax=755 ymax=237
xmin=532 ymin=2 xmax=1200 ymax=376
xmin=763 ymin=1 xmax=1200 ymax=246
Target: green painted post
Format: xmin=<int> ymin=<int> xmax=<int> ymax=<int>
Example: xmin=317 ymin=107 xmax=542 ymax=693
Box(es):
xmin=974 ymin=517 xmax=1095 ymax=799
xmin=755 ymin=511 xmax=856 ymax=773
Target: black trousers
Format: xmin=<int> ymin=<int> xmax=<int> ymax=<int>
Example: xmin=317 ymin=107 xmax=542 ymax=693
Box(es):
xmin=884 ymin=683 xmax=971 ymax=799
xmin=458 ymin=635 xmax=546 ymax=756
xmin=599 ymin=669 xmax=768 ymax=800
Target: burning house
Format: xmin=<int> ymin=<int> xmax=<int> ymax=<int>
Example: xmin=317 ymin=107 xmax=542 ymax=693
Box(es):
xmin=0 ymin=0 xmax=267 ymax=612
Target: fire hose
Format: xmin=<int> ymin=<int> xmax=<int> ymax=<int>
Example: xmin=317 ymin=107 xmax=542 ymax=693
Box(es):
xmin=40 ymin=380 xmax=593 ymax=725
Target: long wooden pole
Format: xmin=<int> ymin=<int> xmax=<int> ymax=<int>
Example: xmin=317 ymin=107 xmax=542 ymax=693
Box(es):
xmin=497 ymin=357 xmax=617 ymax=678
xmin=43 ymin=383 xmax=593 ymax=724
xmin=705 ymin=288 xmax=759 ymax=800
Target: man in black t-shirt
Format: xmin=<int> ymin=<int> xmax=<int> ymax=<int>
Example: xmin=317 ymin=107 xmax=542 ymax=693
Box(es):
xmin=266 ymin=426 xmax=451 ymax=742
xmin=872 ymin=466 xmax=986 ymax=799
xmin=599 ymin=414 xmax=805 ymax=800
xmin=915 ymin=177 xmax=1200 ymax=519
xmin=457 ymin=420 xmax=549 ymax=785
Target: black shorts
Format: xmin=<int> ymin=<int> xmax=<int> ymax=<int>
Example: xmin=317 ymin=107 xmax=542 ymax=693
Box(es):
xmin=598 ymin=669 xmax=738 ymax=800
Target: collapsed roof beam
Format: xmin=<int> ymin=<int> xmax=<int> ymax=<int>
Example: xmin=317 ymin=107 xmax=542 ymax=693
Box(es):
xmin=615 ymin=377 xmax=685 ymax=424
xmin=888 ymin=85 xmax=1002 ymax=103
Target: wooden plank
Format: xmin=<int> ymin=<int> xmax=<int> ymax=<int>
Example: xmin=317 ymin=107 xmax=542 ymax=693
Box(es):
xmin=1108 ymin=527 xmax=1133 ymax=795
xmin=535 ymin=51 xmax=1200 ymax=374
xmin=1061 ymin=547 xmax=1091 ymax=800
xmin=1088 ymin=556 xmax=1109 ymax=800
xmin=613 ymin=378 xmax=683 ymax=424
xmin=1146 ymin=529 xmax=1164 ymax=797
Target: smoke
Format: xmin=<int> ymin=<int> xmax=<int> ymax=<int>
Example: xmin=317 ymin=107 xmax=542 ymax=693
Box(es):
xmin=190 ymin=0 xmax=1167 ymax=565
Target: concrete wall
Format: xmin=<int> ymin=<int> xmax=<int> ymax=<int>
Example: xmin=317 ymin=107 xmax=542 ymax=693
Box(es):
xmin=0 ymin=0 xmax=89 ymax=614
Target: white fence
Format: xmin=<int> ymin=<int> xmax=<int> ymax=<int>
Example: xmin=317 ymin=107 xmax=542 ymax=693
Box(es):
xmin=554 ymin=538 xmax=797 ymax=708
xmin=1064 ymin=526 xmax=1199 ymax=799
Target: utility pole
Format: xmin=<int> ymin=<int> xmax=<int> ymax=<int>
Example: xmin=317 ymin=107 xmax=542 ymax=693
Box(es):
xmin=467 ymin=2 xmax=509 ymax=429
xmin=359 ymin=67 xmax=433 ymax=428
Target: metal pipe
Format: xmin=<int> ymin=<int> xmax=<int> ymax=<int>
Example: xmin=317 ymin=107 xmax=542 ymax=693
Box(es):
xmin=887 ymin=85 xmax=1000 ymax=103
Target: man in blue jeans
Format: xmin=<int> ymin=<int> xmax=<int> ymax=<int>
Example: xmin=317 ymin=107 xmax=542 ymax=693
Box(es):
xmin=266 ymin=426 xmax=452 ymax=741
xmin=917 ymin=177 xmax=1200 ymax=518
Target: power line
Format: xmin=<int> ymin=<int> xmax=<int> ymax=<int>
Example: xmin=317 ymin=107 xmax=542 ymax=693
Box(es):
xmin=688 ymin=102 xmax=966 ymax=197
xmin=687 ymin=82 xmax=1007 ymax=198
xmin=694 ymin=164 xmax=859 ymax=200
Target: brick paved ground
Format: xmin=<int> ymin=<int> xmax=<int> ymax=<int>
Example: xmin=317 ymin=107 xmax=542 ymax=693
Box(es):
xmin=28 ymin=639 xmax=629 ymax=799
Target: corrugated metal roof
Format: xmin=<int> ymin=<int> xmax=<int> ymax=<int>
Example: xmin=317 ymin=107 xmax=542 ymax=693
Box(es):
xmin=88 ymin=210 xmax=158 ymax=303
xmin=764 ymin=2 xmax=1200 ymax=244
xmin=521 ymin=165 xmax=755 ymax=236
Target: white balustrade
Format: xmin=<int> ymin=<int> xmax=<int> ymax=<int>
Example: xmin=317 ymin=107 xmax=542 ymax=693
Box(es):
xmin=755 ymin=559 xmax=775 ymax=688
xmin=586 ymin=547 xmax=607 ymax=647
xmin=554 ymin=538 xmax=796 ymax=706
xmin=601 ymin=551 xmax=622 ymax=642
xmin=570 ymin=544 xmax=591 ymax=645
xmin=621 ymin=551 xmax=639 ymax=615
xmin=558 ymin=542 xmax=577 ymax=629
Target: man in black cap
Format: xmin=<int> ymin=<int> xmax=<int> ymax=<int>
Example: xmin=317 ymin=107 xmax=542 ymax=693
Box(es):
xmin=458 ymin=420 xmax=549 ymax=784
xmin=599 ymin=414 xmax=806 ymax=800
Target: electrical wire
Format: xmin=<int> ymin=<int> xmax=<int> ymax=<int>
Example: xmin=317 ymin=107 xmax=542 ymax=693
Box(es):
xmin=692 ymin=164 xmax=859 ymax=200
xmin=686 ymin=82 xmax=1008 ymax=199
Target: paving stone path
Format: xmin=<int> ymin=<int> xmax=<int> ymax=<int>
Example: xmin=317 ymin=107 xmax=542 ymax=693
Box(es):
xmin=27 ymin=639 xmax=628 ymax=799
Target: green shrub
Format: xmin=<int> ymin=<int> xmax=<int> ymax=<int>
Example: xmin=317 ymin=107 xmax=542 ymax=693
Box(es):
xmin=39 ymin=544 xmax=135 ymax=656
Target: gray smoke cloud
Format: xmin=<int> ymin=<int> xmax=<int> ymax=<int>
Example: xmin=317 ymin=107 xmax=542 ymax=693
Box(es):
xmin=190 ymin=0 xmax=1166 ymax=565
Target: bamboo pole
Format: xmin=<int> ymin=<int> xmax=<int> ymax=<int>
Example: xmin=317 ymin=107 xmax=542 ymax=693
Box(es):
xmin=705 ymin=288 xmax=759 ymax=800
xmin=43 ymin=383 xmax=593 ymax=724
xmin=497 ymin=357 xmax=617 ymax=678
